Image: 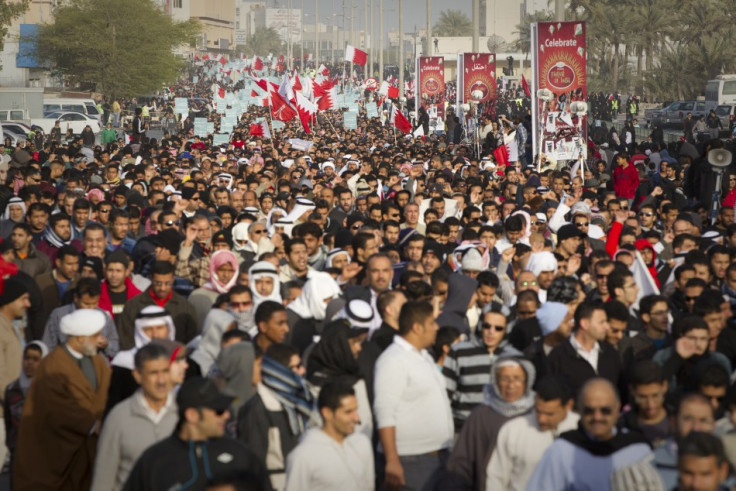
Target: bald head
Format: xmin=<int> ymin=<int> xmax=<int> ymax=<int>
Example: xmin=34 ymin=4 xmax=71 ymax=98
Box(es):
xmin=578 ymin=378 xmax=621 ymax=441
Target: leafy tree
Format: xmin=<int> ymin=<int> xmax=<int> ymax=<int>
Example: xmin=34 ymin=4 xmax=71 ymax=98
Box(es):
xmin=0 ymin=0 xmax=30 ymax=70
xmin=433 ymin=10 xmax=472 ymax=37
xmin=241 ymin=27 xmax=285 ymax=57
xmin=36 ymin=0 xmax=200 ymax=98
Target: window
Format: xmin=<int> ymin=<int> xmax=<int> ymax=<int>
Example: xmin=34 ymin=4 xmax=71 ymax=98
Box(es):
xmin=173 ymin=0 xmax=182 ymax=8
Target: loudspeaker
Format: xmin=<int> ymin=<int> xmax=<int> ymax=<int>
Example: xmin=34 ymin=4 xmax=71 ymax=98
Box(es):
xmin=569 ymin=101 xmax=588 ymax=114
xmin=708 ymin=149 xmax=732 ymax=168
xmin=537 ymin=89 xmax=553 ymax=101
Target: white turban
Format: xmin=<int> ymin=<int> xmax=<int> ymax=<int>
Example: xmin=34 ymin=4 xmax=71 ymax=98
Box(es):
xmin=60 ymin=309 xmax=106 ymax=336
xmin=525 ymin=251 xmax=558 ymax=277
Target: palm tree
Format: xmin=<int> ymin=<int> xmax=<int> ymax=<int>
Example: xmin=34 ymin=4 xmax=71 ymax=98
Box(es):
xmin=433 ymin=9 xmax=472 ymax=37
xmin=513 ymin=11 xmax=554 ymax=59
xmin=243 ymin=27 xmax=284 ymax=57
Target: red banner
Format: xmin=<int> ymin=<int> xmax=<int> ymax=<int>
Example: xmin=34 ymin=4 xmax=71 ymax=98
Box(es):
xmin=458 ymin=53 xmax=496 ymax=105
xmin=416 ymin=56 xmax=446 ymax=126
xmin=532 ymin=21 xmax=587 ymax=161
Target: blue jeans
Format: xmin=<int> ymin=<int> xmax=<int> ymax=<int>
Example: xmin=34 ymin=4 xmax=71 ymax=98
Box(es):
xmin=399 ymin=450 xmax=448 ymax=491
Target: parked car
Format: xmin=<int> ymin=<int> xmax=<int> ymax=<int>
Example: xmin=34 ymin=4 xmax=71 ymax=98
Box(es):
xmin=715 ymin=105 xmax=736 ymax=135
xmin=32 ymin=111 xmax=101 ymax=134
xmin=644 ymin=100 xmax=714 ymax=127
xmin=1 ymin=121 xmax=31 ymax=137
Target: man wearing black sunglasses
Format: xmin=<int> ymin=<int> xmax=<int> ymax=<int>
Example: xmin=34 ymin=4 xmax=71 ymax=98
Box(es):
xmin=123 ymin=377 xmax=269 ymax=490
xmin=527 ymin=378 xmax=653 ymax=490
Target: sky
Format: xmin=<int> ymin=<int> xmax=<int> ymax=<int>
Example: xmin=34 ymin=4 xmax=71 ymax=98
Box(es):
xmin=285 ymin=0 xmax=474 ymax=35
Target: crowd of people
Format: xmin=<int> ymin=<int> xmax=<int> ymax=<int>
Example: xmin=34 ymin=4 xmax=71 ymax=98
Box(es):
xmin=0 ymin=58 xmax=736 ymax=491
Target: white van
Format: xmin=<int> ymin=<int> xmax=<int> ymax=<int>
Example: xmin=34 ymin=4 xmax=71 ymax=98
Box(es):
xmin=0 ymin=109 xmax=29 ymax=121
xmin=42 ymin=98 xmax=101 ymax=122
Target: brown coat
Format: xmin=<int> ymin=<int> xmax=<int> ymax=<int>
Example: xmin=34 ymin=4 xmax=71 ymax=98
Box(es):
xmin=12 ymin=346 xmax=111 ymax=491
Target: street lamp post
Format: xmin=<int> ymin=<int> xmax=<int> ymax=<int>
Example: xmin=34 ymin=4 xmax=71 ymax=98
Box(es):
xmin=315 ymin=0 xmax=319 ymax=66
xmin=398 ymin=0 xmax=403 ymax=98
xmin=379 ymin=0 xmax=383 ymax=80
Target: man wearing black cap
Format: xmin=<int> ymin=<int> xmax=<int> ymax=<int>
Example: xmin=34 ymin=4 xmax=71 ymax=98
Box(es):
xmin=555 ymin=223 xmax=585 ymax=260
xmin=123 ymin=377 xmax=269 ymax=491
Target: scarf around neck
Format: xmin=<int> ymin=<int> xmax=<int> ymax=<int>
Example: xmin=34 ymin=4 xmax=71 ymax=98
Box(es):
xmin=43 ymin=226 xmax=70 ymax=249
xmin=260 ymin=355 xmax=315 ymax=435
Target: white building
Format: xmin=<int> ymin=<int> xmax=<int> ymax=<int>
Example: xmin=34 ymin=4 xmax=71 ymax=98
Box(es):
xmin=251 ymin=8 xmax=302 ymax=44
xmin=234 ymin=1 xmax=265 ymax=46
xmin=480 ymin=0 xmax=524 ymax=45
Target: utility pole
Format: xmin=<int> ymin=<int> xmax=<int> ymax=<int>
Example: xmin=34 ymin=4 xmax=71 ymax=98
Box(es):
xmin=425 ymin=0 xmax=431 ymax=56
xmin=365 ymin=0 xmax=369 ymax=76
xmin=379 ymin=0 xmax=383 ymax=80
xmin=350 ymin=3 xmax=354 ymax=79
xmin=398 ymin=0 xmax=403 ymax=99
xmin=315 ymin=0 xmax=319 ymax=66
xmin=472 ymin=0 xmax=479 ymax=52
xmin=555 ymin=0 xmax=565 ymax=21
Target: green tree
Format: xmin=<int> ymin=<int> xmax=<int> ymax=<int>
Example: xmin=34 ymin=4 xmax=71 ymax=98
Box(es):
xmin=241 ymin=27 xmax=285 ymax=57
xmin=433 ymin=9 xmax=472 ymax=37
xmin=513 ymin=11 xmax=554 ymax=58
xmin=0 ymin=0 xmax=30 ymax=70
xmin=36 ymin=0 xmax=200 ymax=98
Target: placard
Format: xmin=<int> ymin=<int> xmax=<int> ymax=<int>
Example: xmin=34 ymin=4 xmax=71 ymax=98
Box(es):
xmin=213 ymin=133 xmax=230 ymax=146
xmin=366 ymin=102 xmax=378 ymax=118
xmin=344 ymin=111 xmax=358 ymax=129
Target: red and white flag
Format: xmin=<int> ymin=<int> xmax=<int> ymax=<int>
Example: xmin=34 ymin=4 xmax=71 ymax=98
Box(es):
xmin=252 ymin=55 xmax=264 ymax=71
xmin=294 ymin=92 xmax=317 ymax=134
xmin=217 ymin=86 xmax=225 ymax=99
xmin=317 ymin=64 xmax=329 ymax=76
xmin=390 ymin=105 xmax=412 ymax=134
xmin=291 ymin=71 xmax=302 ymax=91
xmin=316 ymin=84 xmax=337 ymax=111
xmin=345 ymin=45 xmax=367 ymax=65
xmin=269 ymin=87 xmax=297 ymax=122
xmin=249 ymin=121 xmax=271 ymax=139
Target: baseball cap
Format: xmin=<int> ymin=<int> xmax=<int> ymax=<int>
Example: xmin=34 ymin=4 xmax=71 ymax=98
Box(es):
xmin=176 ymin=377 xmax=234 ymax=412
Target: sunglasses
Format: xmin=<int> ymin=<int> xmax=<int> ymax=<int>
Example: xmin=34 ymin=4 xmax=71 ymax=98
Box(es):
xmin=639 ymin=212 xmax=653 ymax=217
xmin=575 ymin=222 xmax=589 ymax=227
xmin=99 ymin=209 xmax=111 ymax=213
xmin=481 ymin=323 xmax=505 ymax=332
xmin=519 ymin=280 xmax=538 ymax=287
xmin=685 ymin=295 xmax=699 ymax=302
xmin=582 ymin=406 xmax=613 ymax=416
xmin=251 ymin=229 xmax=266 ymax=235
xmin=164 ymin=220 xmax=180 ymax=226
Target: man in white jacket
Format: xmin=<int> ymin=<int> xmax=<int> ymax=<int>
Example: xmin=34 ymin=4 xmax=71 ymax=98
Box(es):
xmin=485 ymin=375 xmax=579 ymax=491
xmin=285 ymin=382 xmax=373 ymax=491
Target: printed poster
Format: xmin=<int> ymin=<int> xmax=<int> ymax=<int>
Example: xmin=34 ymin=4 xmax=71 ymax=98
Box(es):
xmin=531 ymin=21 xmax=587 ymax=162
xmin=416 ymin=56 xmax=446 ymax=130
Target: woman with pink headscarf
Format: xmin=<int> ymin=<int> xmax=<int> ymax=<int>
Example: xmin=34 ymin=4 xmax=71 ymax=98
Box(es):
xmin=188 ymin=249 xmax=239 ymax=326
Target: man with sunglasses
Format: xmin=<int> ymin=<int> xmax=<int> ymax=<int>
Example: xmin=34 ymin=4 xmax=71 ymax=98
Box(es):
xmin=527 ymin=378 xmax=653 ymax=490
xmin=123 ymin=377 xmax=268 ymax=490
xmin=443 ymin=305 xmax=519 ymax=430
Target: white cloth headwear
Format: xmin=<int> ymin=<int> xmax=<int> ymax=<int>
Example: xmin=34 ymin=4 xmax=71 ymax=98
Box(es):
xmin=525 ymin=251 xmax=558 ymax=277
xmin=285 ymin=197 xmax=316 ymax=223
xmin=60 ymin=309 xmax=106 ymax=336
xmin=287 ymin=272 xmax=341 ymax=320
xmin=249 ymin=260 xmax=282 ymax=306
xmin=325 ymin=248 xmax=351 ymax=269
xmin=232 ymin=222 xmax=250 ymax=251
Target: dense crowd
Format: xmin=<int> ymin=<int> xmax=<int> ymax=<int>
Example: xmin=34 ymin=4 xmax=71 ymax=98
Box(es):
xmin=1 ymin=59 xmax=736 ymax=491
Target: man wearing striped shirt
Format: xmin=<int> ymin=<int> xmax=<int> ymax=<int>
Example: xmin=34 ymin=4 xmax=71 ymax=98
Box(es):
xmin=443 ymin=305 xmax=520 ymax=429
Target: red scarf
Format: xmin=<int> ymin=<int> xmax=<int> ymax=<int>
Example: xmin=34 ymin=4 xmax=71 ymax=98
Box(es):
xmin=149 ymin=288 xmax=172 ymax=307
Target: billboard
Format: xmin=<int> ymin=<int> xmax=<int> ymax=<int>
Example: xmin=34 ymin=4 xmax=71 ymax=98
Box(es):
xmin=531 ymin=21 xmax=587 ymax=162
xmin=416 ymin=56 xmax=446 ymax=130
xmin=457 ymin=53 xmax=496 ymax=105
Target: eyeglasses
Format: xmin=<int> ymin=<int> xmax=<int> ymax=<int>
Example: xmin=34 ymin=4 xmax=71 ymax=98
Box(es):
xmin=351 ymin=224 xmax=362 ymax=230
xmin=289 ymin=362 xmax=304 ymax=371
xmin=99 ymin=208 xmax=111 ymax=213
xmin=582 ymin=406 xmax=614 ymax=416
xmin=639 ymin=212 xmax=653 ymax=217
xmin=575 ymin=222 xmax=589 ymax=227
xmin=621 ymin=205 xmax=629 ymax=210
xmin=251 ymin=229 xmax=265 ymax=235
xmin=164 ymin=220 xmax=179 ymax=226
xmin=685 ymin=295 xmax=699 ymax=302
xmin=481 ymin=323 xmax=505 ymax=332
xmin=519 ymin=280 xmax=538 ymax=287
xmin=230 ymin=301 xmax=253 ymax=308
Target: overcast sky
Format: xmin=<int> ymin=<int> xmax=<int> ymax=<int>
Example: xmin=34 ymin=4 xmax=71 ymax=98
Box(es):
xmin=293 ymin=0 xmax=473 ymax=34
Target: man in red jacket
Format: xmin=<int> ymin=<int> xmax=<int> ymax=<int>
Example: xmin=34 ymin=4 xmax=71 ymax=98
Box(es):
xmin=612 ymin=152 xmax=640 ymax=202
xmin=98 ymin=251 xmax=141 ymax=327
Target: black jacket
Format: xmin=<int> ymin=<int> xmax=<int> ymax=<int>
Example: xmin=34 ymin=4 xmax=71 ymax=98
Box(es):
xmin=123 ymin=435 xmax=270 ymax=491
xmin=546 ymin=338 xmax=621 ymax=397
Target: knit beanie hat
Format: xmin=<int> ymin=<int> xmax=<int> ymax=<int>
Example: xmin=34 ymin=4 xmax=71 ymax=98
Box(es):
xmin=155 ymin=228 xmax=182 ymax=255
xmin=0 ymin=277 xmax=27 ymax=306
xmin=537 ymin=301 xmax=569 ymax=336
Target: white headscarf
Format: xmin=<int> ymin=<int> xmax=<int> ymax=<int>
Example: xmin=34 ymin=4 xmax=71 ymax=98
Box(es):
xmin=287 ymin=272 xmax=341 ymax=320
xmin=525 ymin=251 xmax=558 ymax=277
xmin=232 ymin=222 xmax=250 ymax=252
xmin=112 ymin=305 xmax=175 ymax=369
xmin=249 ymin=260 xmax=282 ymax=307
xmin=325 ymin=248 xmax=351 ymax=269
xmin=3 ymin=197 xmax=26 ymax=221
